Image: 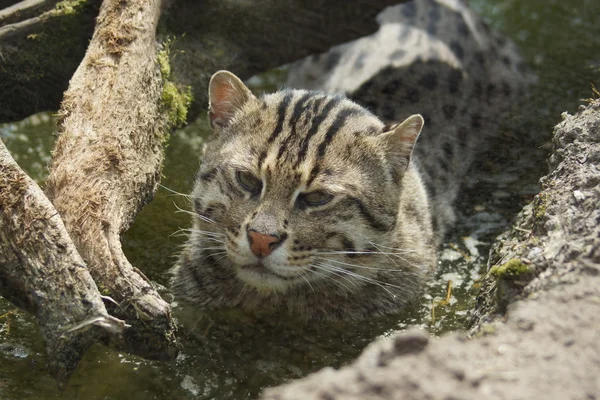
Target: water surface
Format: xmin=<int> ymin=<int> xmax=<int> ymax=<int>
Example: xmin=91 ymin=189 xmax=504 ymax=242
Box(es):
xmin=1 ymin=0 xmax=599 ymax=398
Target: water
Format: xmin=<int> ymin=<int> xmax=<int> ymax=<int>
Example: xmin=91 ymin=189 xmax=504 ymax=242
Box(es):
xmin=1 ymin=0 xmax=599 ymax=398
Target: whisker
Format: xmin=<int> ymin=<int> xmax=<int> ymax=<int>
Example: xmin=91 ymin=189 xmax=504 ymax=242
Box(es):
xmin=312 ymin=263 xmax=360 ymax=290
xmin=211 ymin=253 xmax=230 ymax=265
xmin=366 ymin=241 xmax=401 ymax=268
xmin=202 ymin=246 xmax=227 ymax=251
xmin=315 ymin=250 xmax=414 ymax=256
xmin=324 ymin=264 xmax=398 ymax=299
xmin=314 ymin=261 xmax=415 ymax=299
xmin=368 ymin=241 xmax=421 ymax=269
xmin=307 ymin=267 xmax=355 ymax=293
xmin=189 ymin=230 xmax=225 ymax=238
xmin=301 ymin=274 xmax=317 ymax=295
xmin=315 ymin=257 xmax=409 ymax=272
xmin=172 ymin=202 xmax=217 ymax=225
xmin=159 ymin=184 xmax=192 ymax=199
xmin=366 ymin=240 xmax=416 ymax=253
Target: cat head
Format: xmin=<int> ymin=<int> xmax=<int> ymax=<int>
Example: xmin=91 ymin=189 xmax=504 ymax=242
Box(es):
xmin=192 ymin=70 xmax=424 ymax=294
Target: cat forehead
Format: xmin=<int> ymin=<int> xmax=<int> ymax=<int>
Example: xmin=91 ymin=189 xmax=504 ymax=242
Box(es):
xmin=225 ymin=90 xmax=386 ymax=150
xmin=218 ymin=90 xmax=385 ymax=169
xmin=259 ymin=89 xmax=381 ymax=128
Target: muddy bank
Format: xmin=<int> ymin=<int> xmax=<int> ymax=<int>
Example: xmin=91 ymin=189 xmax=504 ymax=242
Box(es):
xmin=261 ymin=103 xmax=600 ymax=399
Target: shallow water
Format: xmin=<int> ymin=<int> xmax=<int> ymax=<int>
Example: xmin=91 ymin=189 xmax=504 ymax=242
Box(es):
xmin=1 ymin=0 xmax=599 ymax=398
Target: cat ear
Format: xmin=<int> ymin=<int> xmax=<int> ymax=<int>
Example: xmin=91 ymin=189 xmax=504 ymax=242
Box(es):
xmin=208 ymin=70 xmax=255 ymax=129
xmin=379 ymin=114 xmax=424 ymax=175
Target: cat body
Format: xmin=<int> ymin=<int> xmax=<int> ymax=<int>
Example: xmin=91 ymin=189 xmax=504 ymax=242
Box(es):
xmin=288 ymin=0 xmax=535 ymax=241
xmin=171 ymin=0 xmax=533 ymax=319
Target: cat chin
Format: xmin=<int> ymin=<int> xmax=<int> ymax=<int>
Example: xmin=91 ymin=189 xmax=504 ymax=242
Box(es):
xmin=234 ymin=262 xmax=311 ymax=293
xmin=235 ymin=267 xmax=297 ymax=294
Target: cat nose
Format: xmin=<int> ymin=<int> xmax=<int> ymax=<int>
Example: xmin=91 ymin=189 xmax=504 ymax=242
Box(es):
xmin=247 ymin=230 xmax=284 ymax=257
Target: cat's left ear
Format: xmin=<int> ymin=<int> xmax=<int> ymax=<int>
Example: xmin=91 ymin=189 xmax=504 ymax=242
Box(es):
xmin=379 ymin=114 xmax=424 ymax=175
xmin=208 ymin=70 xmax=255 ymax=129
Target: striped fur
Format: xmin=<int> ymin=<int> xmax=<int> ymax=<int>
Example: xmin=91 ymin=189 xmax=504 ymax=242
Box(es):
xmin=171 ymin=72 xmax=435 ymax=319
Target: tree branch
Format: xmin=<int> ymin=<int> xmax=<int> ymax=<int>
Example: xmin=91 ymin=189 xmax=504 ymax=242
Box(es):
xmin=0 ymin=138 xmax=127 ymax=384
xmin=44 ymin=0 xmax=179 ymax=361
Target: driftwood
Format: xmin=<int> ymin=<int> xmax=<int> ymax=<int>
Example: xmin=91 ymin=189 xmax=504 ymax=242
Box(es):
xmin=43 ymin=0 xmax=180 ymax=361
xmin=0 ymin=139 xmax=126 ymax=383
xmin=0 ymin=0 xmax=405 ymax=123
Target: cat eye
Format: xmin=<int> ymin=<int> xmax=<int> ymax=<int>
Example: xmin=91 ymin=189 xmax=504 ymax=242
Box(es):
xmin=299 ymin=190 xmax=334 ymax=207
xmin=236 ymin=170 xmax=262 ymax=194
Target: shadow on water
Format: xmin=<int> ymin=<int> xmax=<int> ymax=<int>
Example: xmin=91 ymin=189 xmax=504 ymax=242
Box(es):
xmin=1 ymin=0 xmax=599 ymax=398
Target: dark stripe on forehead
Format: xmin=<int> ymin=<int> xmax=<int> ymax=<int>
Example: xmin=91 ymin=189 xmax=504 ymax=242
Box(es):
xmin=267 ymin=92 xmax=294 ymax=144
xmin=350 ymin=197 xmax=394 ymax=232
xmin=305 ymin=165 xmax=319 ymax=187
xmin=289 ymin=92 xmax=314 ymax=129
xmin=316 ymin=108 xmax=356 ymax=158
xmin=295 ymin=96 xmax=342 ymax=167
xmin=257 ymin=150 xmax=267 ymax=169
xmin=277 ymin=92 xmax=314 ymax=160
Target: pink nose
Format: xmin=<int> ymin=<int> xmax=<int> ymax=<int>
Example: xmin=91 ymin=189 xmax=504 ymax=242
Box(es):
xmin=247 ymin=230 xmax=282 ymax=257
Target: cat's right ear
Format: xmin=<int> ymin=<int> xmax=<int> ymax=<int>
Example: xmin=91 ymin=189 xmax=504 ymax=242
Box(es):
xmin=208 ymin=70 xmax=255 ymax=129
xmin=378 ymin=114 xmax=424 ymax=178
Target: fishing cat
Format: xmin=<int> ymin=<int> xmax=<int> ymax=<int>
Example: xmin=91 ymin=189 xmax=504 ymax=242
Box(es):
xmin=171 ymin=71 xmax=435 ymax=319
xmin=171 ymin=0 xmax=533 ymax=319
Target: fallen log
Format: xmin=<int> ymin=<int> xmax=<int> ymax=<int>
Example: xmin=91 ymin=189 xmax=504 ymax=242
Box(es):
xmin=0 ymin=138 xmax=126 ymax=384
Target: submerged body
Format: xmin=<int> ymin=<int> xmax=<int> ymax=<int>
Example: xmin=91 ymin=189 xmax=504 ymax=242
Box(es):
xmin=171 ymin=72 xmax=435 ymax=319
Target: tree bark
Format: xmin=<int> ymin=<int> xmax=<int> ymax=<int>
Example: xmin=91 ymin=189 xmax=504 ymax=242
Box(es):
xmin=0 ymin=138 xmax=127 ymax=384
xmin=0 ymin=0 xmax=405 ymax=123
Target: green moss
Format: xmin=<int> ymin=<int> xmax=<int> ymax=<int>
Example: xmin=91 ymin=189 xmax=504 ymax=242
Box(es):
xmin=51 ymin=0 xmax=88 ymax=17
xmin=490 ymin=258 xmax=531 ymax=280
xmin=157 ymin=49 xmax=171 ymax=79
xmin=97 ymin=284 xmax=111 ymax=297
xmin=474 ymin=322 xmax=498 ymax=337
xmin=162 ymin=81 xmax=192 ymax=130
xmin=157 ymin=42 xmax=193 ymax=132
